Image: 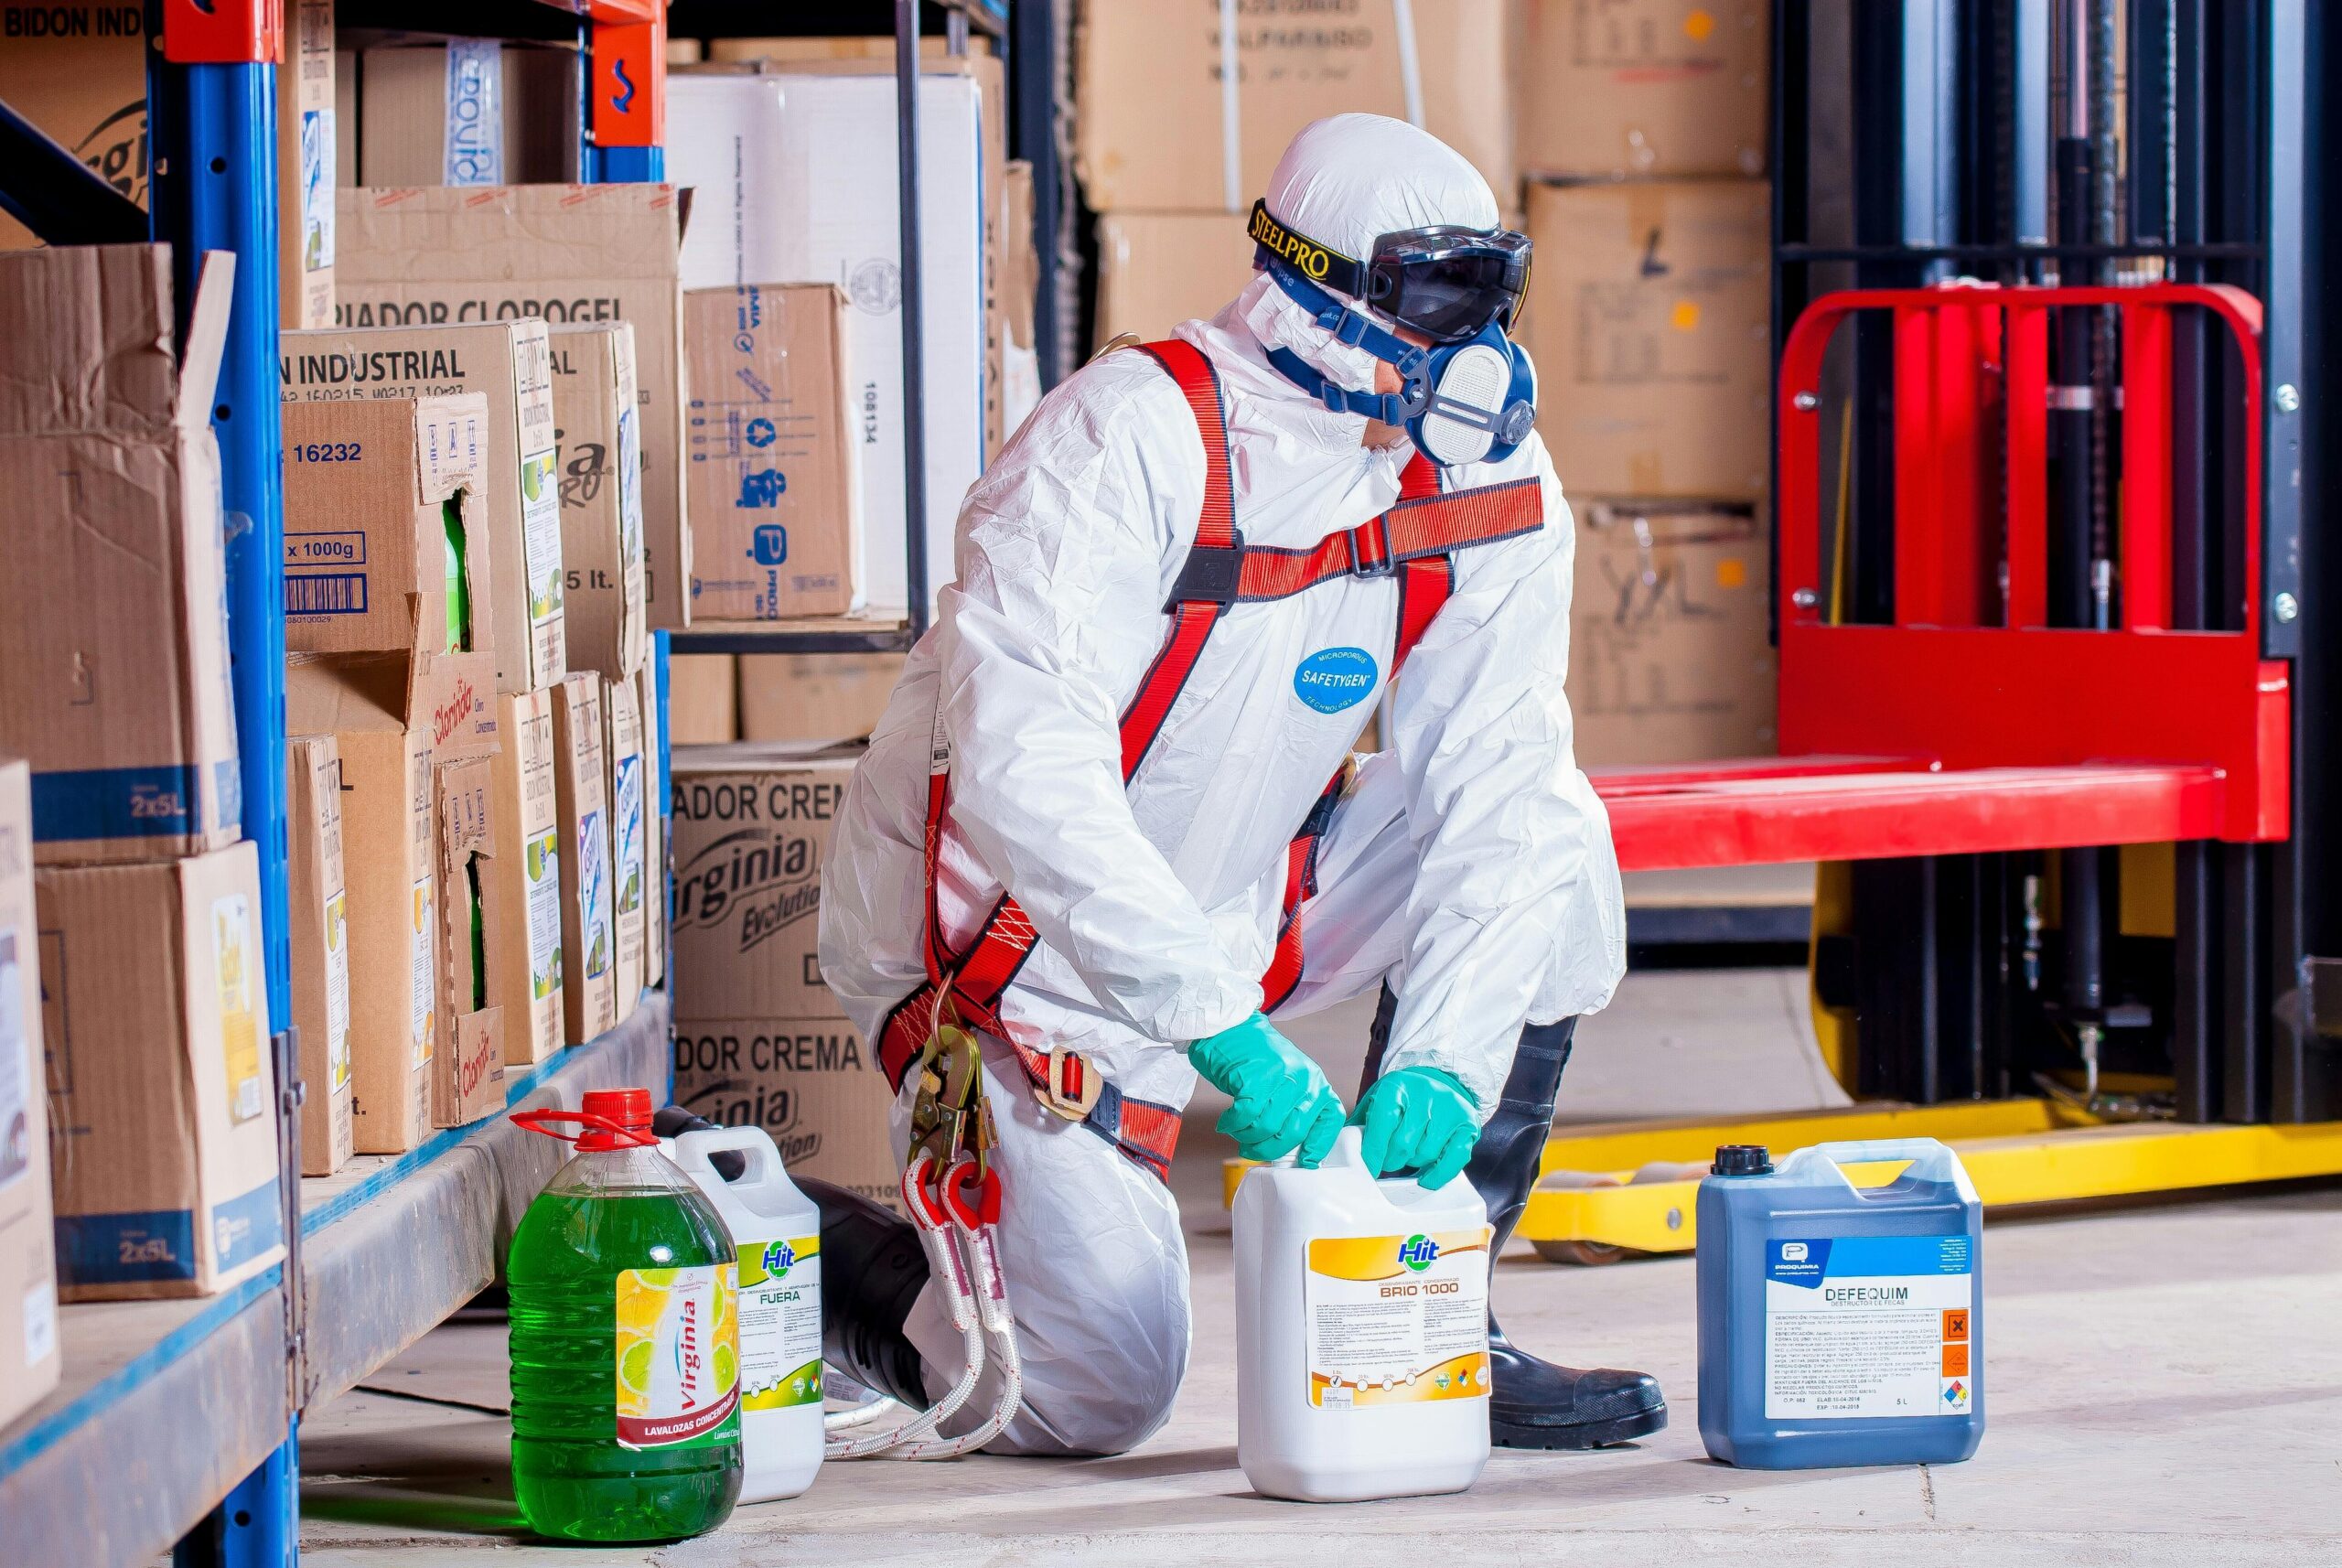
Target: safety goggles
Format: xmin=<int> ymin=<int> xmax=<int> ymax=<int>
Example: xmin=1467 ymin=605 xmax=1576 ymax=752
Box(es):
xmin=1248 ymin=200 xmax=1531 ymax=345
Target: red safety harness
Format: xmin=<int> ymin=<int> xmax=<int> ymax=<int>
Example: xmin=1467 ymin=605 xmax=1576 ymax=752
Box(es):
xmin=877 ymin=338 xmax=1543 ymax=1181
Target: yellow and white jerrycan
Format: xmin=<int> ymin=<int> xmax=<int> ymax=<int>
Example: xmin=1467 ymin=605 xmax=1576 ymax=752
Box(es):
xmin=1233 ymin=1125 xmax=1493 ymax=1501
xmin=671 ymin=1125 xmax=823 ymax=1504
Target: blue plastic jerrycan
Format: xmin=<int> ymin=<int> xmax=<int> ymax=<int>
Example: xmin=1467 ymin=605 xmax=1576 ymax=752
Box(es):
xmin=1696 ymin=1138 xmax=1984 ymax=1469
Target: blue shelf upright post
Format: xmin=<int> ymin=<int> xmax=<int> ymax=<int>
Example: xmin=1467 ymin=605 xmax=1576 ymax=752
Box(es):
xmin=146 ymin=0 xmax=295 ymax=1561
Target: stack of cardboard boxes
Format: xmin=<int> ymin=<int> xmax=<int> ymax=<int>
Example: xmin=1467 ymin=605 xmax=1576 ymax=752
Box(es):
xmin=0 ymin=246 xmax=283 ymax=1332
xmin=1080 ymin=0 xmax=1516 ymax=347
xmin=1518 ymin=0 xmax=1777 ymax=765
xmin=668 ymin=746 xmax=897 ymax=1210
xmin=280 ymin=239 xmax=665 ymax=1160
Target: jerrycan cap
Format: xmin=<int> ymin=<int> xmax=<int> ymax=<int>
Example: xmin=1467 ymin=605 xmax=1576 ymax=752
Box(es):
xmin=1713 ymin=1144 xmax=1774 ymax=1176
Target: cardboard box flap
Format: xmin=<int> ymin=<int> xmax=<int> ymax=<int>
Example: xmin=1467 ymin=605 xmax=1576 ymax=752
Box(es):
xmin=0 ymin=244 xmax=177 ymax=437
xmin=337 ymin=185 xmax=683 ymax=282
xmin=285 ymin=650 xmax=499 ymax=761
xmin=175 ymin=252 xmax=236 ymax=437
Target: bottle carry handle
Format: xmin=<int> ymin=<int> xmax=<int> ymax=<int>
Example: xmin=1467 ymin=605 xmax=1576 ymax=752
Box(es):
xmin=511 ymin=1107 xmax=657 ymax=1149
xmin=1777 ymin=1137 xmax=1971 ymax=1195
xmin=673 ymin=1124 xmax=782 ymax=1187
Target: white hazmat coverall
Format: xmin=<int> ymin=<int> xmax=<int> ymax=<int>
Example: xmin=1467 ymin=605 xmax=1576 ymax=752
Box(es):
xmin=818 ymin=114 xmax=1627 ymax=1455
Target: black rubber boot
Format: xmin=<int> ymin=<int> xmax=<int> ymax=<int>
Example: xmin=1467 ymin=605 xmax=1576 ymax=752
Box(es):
xmin=650 ymin=1109 xmax=930 ymax=1410
xmin=1362 ymin=989 xmax=1668 ymax=1449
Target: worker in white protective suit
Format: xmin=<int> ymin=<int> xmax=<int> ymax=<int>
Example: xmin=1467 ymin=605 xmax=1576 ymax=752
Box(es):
xmin=808 ymin=113 xmax=1652 ymax=1456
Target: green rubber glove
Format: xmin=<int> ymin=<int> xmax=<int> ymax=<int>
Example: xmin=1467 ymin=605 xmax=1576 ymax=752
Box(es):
xmin=1353 ymin=1065 xmax=1481 ymax=1187
xmin=1188 ymin=1012 xmax=1346 ymax=1166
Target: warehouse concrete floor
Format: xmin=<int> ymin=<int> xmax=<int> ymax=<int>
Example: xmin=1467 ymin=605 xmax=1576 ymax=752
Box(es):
xmin=297 ymin=972 xmax=2342 ymax=1565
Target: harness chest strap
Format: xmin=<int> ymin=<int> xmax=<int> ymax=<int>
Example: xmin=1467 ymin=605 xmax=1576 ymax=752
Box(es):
xmin=878 ymin=338 xmax=1543 ymax=1178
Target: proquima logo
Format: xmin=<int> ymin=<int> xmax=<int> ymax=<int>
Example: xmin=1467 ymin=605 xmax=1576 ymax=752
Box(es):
xmin=1398 ymin=1234 xmax=1441 ymax=1273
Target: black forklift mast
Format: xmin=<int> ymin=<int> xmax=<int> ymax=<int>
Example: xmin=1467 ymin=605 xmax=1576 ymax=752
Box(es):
xmin=1772 ymin=0 xmax=2338 ymax=1124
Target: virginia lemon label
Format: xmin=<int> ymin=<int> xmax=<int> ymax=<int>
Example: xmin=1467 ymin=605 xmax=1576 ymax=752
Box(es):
xmin=736 ymin=1234 xmax=823 ymax=1412
xmin=524 ymin=826 xmax=562 ymax=1000
xmin=613 ymin=1262 xmax=740 ymax=1448
xmin=1304 ymin=1229 xmax=1492 ymax=1409
xmin=324 ymin=888 xmax=351 ymax=1090
xmin=212 ymin=894 xmax=265 ymax=1122
xmin=409 ymin=875 xmax=435 ymax=1065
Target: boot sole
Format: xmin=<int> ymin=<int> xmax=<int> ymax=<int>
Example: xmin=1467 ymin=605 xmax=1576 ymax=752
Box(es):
xmin=1491 ymin=1400 xmax=1669 ymax=1450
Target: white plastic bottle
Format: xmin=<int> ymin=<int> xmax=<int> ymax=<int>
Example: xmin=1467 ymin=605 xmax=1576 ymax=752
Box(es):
xmin=671 ymin=1126 xmax=824 ymax=1503
xmin=1232 ymin=1125 xmax=1494 ymax=1502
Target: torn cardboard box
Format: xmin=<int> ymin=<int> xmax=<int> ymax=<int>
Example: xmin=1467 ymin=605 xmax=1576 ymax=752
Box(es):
xmin=672 ymin=1017 xmax=897 ymax=1213
xmin=552 ymin=675 xmax=615 ymax=1046
xmin=0 ymin=244 xmax=242 ymax=865
xmin=682 ymin=285 xmax=860 ymax=620
xmin=287 ymin=735 xmax=353 ymax=1176
xmin=1568 ymin=499 xmax=1777 ymax=765
xmin=284 ymin=317 xmax=564 ymax=690
xmin=434 ymin=754 xmax=505 ymax=1125
xmin=334 ymin=185 xmax=689 ymax=631
xmin=39 ymin=841 xmax=284 ymax=1300
xmin=286 ymin=650 xmax=497 ymax=1153
xmin=549 ymin=322 xmax=649 ymax=676
xmin=670 ymin=744 xmax=857 ymax=1020
xmin=491 ymin=686 xmax=564 ymax=1066
xmin=1523 ymin=178 xmax=1772 ymax=499
xmin=605 ymin=675 xmax=646 ymax=1024
xmin=0 ymin=759 xmax=59 ymax=1420
xmin=284 ymin=392 xmax=492 ymax=657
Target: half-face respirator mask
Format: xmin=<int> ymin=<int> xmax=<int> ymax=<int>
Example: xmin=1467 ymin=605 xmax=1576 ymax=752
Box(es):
xmin=1248 ymin=199 xmax=1537 ymax=468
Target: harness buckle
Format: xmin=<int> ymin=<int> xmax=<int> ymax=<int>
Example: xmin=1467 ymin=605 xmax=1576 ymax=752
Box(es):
xmin=1347 ymin=515 xmax=1396 ymax=578
xmin=1032 ymin=1046 xmax=1105 ymax=1121
xmin=1166 ymin=532 xmax=1246 ymax=607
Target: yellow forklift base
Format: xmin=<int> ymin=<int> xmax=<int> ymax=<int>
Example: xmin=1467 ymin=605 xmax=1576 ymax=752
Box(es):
xmin=1219 ymin=1100 xmax=2342 ymax=1261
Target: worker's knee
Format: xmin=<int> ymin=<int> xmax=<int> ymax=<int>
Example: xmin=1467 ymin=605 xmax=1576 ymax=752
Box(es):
xmin=1004 ymin=1253 xmax=1191 ymax=1456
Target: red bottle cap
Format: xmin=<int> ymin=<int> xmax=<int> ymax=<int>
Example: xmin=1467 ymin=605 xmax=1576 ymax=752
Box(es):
xmin=576 ymin=1087 xmax=654 ymax=1151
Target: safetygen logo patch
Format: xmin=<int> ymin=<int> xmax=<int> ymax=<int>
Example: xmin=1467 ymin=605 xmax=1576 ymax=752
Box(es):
xmin=1294 ymin=647 xmax=1379 ymax=714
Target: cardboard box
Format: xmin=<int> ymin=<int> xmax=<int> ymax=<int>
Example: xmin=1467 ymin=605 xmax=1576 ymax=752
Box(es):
xmin=335 ymin=185 xmax=691 ymax=631
xmin=670 ymin=72 xmax=988 ymax=613
xmin=683 ymin=285 xmax=861 ymax=620
xmin=433 ymin=755 xmax=505 ymax=1124
xmin=738 ymin=655 xmax=901 ymax=746
xmin=552 ymin=675 xmax=616 ymax=1046
xmin=670 ymin=654 xmax=738 ymax=745
xmin=0 ymin=761 xmax=59 ymax=1421
xmin=286 ymin=736 xmax=353 ymax=1176
xmin=636 ymin=663 xmax=667 ymax=990
xmin=671 ymin=745 xmax=857 ymax=1020
xmin=490 ymin=687 xmax=564 ymax=1065
xmin=0 ymin=246 xmax=242 ymax=865
xmin=1073 ymin=0 xmax=1513 ymax=213
xmin=283 ymin=392 xmax=492 ymax=656
xmin=279 ymin=0 xmax=336 ymax=329
xmin=357 ymin=40 xmax=582 ymax=187
xmin=1517 ymin=0 xmax=1768 ymax=180
xmin=549 ymin=323 xmax=649 ymax=676
xmin=1093 ymin=211 xmax=1260 ymax=352
xmin=1569 ymin=499 xmax=1776 ymax=764
xmin=672 ymin=1017 xmax=897 ymax=1212
xmin=1523 ymin=179 xmax=1771 ymax=499
xmin=39 ymin=842 xmax=285 ymax=1300
xmin=0 ymin=3 xmax=147 ymax=252
xmin=605 ymin=675 xmax=647 ymax=1023
xmin=286 ymin=650 xmax=497 ymax=1152
xmin=285 ymin=317 xmax=565 ymax=690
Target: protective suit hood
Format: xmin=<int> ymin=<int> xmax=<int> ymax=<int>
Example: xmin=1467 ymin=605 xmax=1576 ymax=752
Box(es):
xmin=1238 ymin=113 xmax=1501 ymax=400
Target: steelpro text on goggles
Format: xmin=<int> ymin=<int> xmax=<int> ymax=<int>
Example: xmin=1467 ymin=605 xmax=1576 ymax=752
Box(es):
xmin=1248 ymin=199 xmax=1539 ymax=468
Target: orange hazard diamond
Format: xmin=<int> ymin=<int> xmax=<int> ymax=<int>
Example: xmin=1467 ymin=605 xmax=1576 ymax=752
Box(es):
xmin=1941 ymin=1343 xmax=1971 ymax=1377
xmin=1941 ymin=1308 xmax=1971 ymax=1343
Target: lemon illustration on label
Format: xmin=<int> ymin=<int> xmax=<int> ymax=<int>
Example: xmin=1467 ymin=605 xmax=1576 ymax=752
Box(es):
xmin=618 ymin=1336 xmax=654 ymax=1394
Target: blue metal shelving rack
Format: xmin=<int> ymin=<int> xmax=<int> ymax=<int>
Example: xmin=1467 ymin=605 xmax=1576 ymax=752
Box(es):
xmin=0 ymin=2 xmax=678 ymax=1563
